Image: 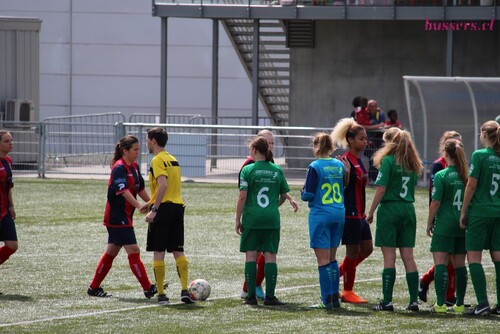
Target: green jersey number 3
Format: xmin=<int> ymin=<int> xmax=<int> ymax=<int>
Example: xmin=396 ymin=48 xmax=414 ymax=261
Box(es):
xmin=400 ymin=176 xmax=410 ymax=198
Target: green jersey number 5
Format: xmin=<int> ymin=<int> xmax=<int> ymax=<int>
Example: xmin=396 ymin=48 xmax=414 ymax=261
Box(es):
xmin=491 ymin=173 xmax=500 ymax=196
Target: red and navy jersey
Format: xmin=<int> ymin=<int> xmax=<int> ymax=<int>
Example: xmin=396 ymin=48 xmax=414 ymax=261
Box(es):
xmin=342 ymin=151 xmax=367 ymax=219
xmin=103 ymin=158 xmax=144 ymax=228
xmin=0 ymin=156 xmax=14 ymax=220
xmin=429 ymin=156 xmax=447 ymax=204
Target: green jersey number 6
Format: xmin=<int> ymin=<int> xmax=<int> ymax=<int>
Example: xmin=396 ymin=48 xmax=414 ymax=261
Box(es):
xmin=257 ymin=187 xmax=270 ymax=208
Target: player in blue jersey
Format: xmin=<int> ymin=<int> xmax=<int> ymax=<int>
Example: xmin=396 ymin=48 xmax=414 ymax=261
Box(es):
xmin=0 ymin=130 xmax=17 ymax=292
xmin=460 ymin=120 xmax=500 ymax=316
xmin=367 ymin=129 xmax=423 ymax=312
xmin=88 ymin=135 xmax=157 ymax=299
xmin=330 ymin=118 xmax=373 ymax=304
xmin=426 ymin=138 xmax=468 ymax=314
xmin=302 ymin=133 xmax=350 ymax=309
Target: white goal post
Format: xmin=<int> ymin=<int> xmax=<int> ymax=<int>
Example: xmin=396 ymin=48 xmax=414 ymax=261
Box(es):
xmin=403 ymin=76 xmax=500 ymax=184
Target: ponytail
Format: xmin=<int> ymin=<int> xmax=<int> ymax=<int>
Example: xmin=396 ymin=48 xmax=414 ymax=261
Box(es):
xmin=481 ymin=120 xmax=500 ymax=156
xmin=313 ymin=132 xmax=334 ymax=157
xmin=443 ymin=139 xmax=468 ymax=184
xmin=111 ymin=135 xmax=139 ymax=166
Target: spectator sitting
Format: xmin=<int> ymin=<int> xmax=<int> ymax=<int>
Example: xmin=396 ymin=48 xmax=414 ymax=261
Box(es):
xmin=354 ymin=97 xmax=370 ymax=126
xmin=384 ymin=109 xmax=403 ymax=129
xmin=366 ymin=100 xmax=385 ymax=129
xmin=350 ymin=96 xmax=361 ymax=119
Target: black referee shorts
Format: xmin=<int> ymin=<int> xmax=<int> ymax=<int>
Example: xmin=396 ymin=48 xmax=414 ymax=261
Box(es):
xmin=146 ymin=202 xmax=185 ymax=253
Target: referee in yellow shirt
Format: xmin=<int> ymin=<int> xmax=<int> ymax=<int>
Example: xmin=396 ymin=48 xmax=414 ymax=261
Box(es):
xmin=144 ymin=127 xmax=193 ymax=305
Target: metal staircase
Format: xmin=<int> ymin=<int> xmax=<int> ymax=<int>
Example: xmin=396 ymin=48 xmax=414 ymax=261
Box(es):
xmin=222 ymin=19 xmax=290 ymax=126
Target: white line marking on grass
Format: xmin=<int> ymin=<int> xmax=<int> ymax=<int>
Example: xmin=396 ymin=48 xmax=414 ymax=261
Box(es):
xmin=0 ymin=275 xmax=383 ymax=328
xmin=0 ymin=266 xmax=493 ymax=328
xmin=0 ymin=305 xmax=155 ymax=328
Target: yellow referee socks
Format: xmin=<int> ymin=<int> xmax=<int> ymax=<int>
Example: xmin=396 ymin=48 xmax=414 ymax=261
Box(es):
xmin=175 ymin=255 xmax=189 ymax=290
xmin=153 ymin=260 xmax=166 ymax=295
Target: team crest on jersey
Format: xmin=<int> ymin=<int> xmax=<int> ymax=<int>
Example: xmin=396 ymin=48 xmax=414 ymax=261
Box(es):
xmin=114 ymin=178 xmax=126 ymax=190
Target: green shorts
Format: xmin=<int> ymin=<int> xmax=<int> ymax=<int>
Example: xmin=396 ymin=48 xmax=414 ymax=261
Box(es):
xmin=375 ymin=201 xmax=416 ymax=248
xmin=465 ymin=215 xmax=500 ymax=251
xmin=240 ymin=228 xmax=280 ymax=254
xmin=430 ymin=234 xmax=466 ymax=254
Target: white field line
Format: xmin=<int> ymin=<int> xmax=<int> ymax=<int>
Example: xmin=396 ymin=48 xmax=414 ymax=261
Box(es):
xmin=0 ymin=264 xmax=494 ymax=328
xmin=0 ymin=276 xmax=380 ymax=328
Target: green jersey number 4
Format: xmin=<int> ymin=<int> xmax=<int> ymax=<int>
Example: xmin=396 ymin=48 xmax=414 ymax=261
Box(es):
xmin=453 ymin=189 xmax=463 ymax=211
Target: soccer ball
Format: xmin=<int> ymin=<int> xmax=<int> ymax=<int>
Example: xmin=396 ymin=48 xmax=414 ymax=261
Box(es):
xmin=188 ymin=278 xmax=211 ymax=301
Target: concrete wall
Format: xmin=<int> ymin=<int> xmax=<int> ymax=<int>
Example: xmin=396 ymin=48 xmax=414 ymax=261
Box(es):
xmin=290 ymin=20 xmax=500 ymax=127
xmin=0 ymin=0 xmax=259 ymax=121
xmin=289 ymin=20 xmax=500 ymax=167
xmin=290 ymin=20 xmax=448 ymax=128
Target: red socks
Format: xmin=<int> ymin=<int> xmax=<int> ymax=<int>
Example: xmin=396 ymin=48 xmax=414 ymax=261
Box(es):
xmin=256 ymin=253 xmax=266 ymax=286
xmin=0 ymin=245 xmax=16 ymax=265
xmin=446 ymin=263 xmax=456 ymax=301
xmin=90 ymin=253 xmax=115 ymax=289
xmin=342 ymin=256 xmax=357 ymax=291
xmin=128 ymin=253 xmax=151 ymax=291
xmin=421 ymin=265 xmax=435 ymax=286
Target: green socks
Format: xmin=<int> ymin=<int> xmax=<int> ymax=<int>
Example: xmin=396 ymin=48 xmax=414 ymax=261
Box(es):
xmin=265 ymin=262 xmax=278 ymax=299
xmin=382 ymin=268 xmax=396 ymax=304
xmin=406 ymin=271 xmax=419 ymax=304
xmin=455 ymin=266 xmax=467 ymax=307
xmin=469 ymin=262 xmax=488 ymax=305
xmin=434 ymin=265 xmax=448 ymax=306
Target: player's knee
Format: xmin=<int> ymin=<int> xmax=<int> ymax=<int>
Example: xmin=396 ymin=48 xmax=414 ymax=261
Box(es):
xmin=5 ymin=242 xmax=18 ymax=252
xmin=361 ymin=246 xmax=373 ymax=258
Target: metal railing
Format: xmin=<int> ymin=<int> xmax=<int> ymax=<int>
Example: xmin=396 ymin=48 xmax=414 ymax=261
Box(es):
xmin=4 ymin=114 xmax=391 ymax=184
xmin=155 ymin=0 xmax=498 ymax=6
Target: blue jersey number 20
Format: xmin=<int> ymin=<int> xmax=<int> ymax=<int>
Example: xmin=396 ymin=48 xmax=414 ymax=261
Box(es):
xmin=321 ymin=183 xmax=342 ymax=204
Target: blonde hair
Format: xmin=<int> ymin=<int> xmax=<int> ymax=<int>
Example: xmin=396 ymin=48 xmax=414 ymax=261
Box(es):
xmin=257 ymin=129 xmax=273 ymax=137
xmin=438 ymin=130 xmax=462 ymax=155
xmin=373 ymin=130 xmax=423 ymax=174
xmin=383 ymin=127 xmax=402 ymax=143
xmin=443 ymin=139 xmax=468 ymax=184
xmin=481 ymin=120 xmax=500 ymax=156
xmin=330 ymin=118 xmax=365 ymax=149
xmin=312 ymin=132 xmax=334 ymax=157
